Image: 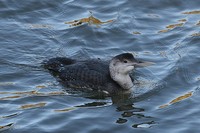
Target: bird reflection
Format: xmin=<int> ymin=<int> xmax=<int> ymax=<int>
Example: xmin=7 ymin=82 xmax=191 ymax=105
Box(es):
xmin=112 ymin=93 xmax=156 ymax=128
xmin=67 ymin=90 xmax=156 ymax=128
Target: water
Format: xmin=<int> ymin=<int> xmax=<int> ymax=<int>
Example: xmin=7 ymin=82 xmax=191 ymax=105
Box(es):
xmin=0 ymin=0 xmax=200 ymax=132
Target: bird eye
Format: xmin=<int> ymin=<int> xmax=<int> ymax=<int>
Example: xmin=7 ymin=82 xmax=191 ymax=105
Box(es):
xmin=123 ymin=60 xmax=128 ymax=63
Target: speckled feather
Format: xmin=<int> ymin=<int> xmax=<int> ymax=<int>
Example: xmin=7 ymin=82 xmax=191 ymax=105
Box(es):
xmin=43 ymin=57 xmax=121 ymax=93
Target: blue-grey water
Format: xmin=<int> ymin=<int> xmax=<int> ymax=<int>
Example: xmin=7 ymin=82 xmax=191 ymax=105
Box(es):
xmin=1 ymin=0 xmax=200 ymax=133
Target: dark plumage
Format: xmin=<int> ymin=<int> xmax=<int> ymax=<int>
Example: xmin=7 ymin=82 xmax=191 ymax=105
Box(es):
xmin=43 ymin=53 xmax=154 ymax=94
xmin=43 ymin=57 xmax=120 ymax=94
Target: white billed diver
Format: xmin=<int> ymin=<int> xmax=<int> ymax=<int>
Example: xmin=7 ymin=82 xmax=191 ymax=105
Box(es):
xmin=43 ymin=53 xmax=154 ymax=94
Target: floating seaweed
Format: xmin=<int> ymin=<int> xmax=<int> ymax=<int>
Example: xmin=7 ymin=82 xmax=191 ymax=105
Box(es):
xmin=170 ymin=92 xmax=193 ymax=104
xmin=133 ymin=31 xmax=141 ymax=35
xmin=159 ymin=91 xmax=193 ymax=108
xmin=20 ymin=102 xmax=46 ymax=109
xmin=182 ymin=10 xmax=200 ymax=14
xmin=13 ymin=90 xmax=38 ymax=95
xmin=159 ymin=104 xmax=169 ymax=109
xmin=166 ymin=23 xmax=184 ymax=29
xmin=36 ymin=85 xmax=47 ymax=89
xmin=0 ymin=90 xmax=66 ymax=99
xmin=65 ymin=11 xmax=114 ymax=27
xmin=158 ymin=18 xmax=186 ymax=34
xmin=158 ymin=23 xmax=184 ymax=33
xmin=157 ymin=10 xmax=200 ymax=34
xmin=191 ymin=33 xmax=200 ymax=36
xmin=47 ymin=92 xmax=65 ymax=95
xmin=178 ymin=19 xmax=187 ymax=22
xmin=0 ymin=95 xmax=21 ymax=100
xmin=158 ymin=29 xmax=171 ymax=33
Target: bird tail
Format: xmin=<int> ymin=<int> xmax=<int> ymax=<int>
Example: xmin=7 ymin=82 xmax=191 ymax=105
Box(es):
xmin=42 ymin=57 xmax=75 ymax=73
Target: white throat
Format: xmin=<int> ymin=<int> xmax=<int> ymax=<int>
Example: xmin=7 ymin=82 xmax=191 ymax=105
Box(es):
xmin=109 ymin=61 xmax=134 ymax=90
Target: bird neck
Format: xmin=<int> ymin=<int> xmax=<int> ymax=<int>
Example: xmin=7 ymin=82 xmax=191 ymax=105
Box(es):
xmin=109 ymin=63 xmax=133 ymax=90
xmin=115 ymin=74 xmax=133 ymax=90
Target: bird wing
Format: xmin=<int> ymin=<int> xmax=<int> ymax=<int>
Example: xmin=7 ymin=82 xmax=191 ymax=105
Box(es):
xmin=57 ymin=60 xmax=110 ymax=90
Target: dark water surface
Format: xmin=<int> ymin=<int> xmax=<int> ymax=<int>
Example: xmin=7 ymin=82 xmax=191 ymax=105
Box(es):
xmin=1 ymin=0 xmax=200 ymax=133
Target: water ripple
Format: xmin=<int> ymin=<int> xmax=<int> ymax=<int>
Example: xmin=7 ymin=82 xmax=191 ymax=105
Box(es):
xmin=1 ymin=0 xmax=200 ymax=133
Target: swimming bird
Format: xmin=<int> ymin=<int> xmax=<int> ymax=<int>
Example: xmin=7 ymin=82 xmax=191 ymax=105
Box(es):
xmin=43 ymin=53 xmax=154 ymax=94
